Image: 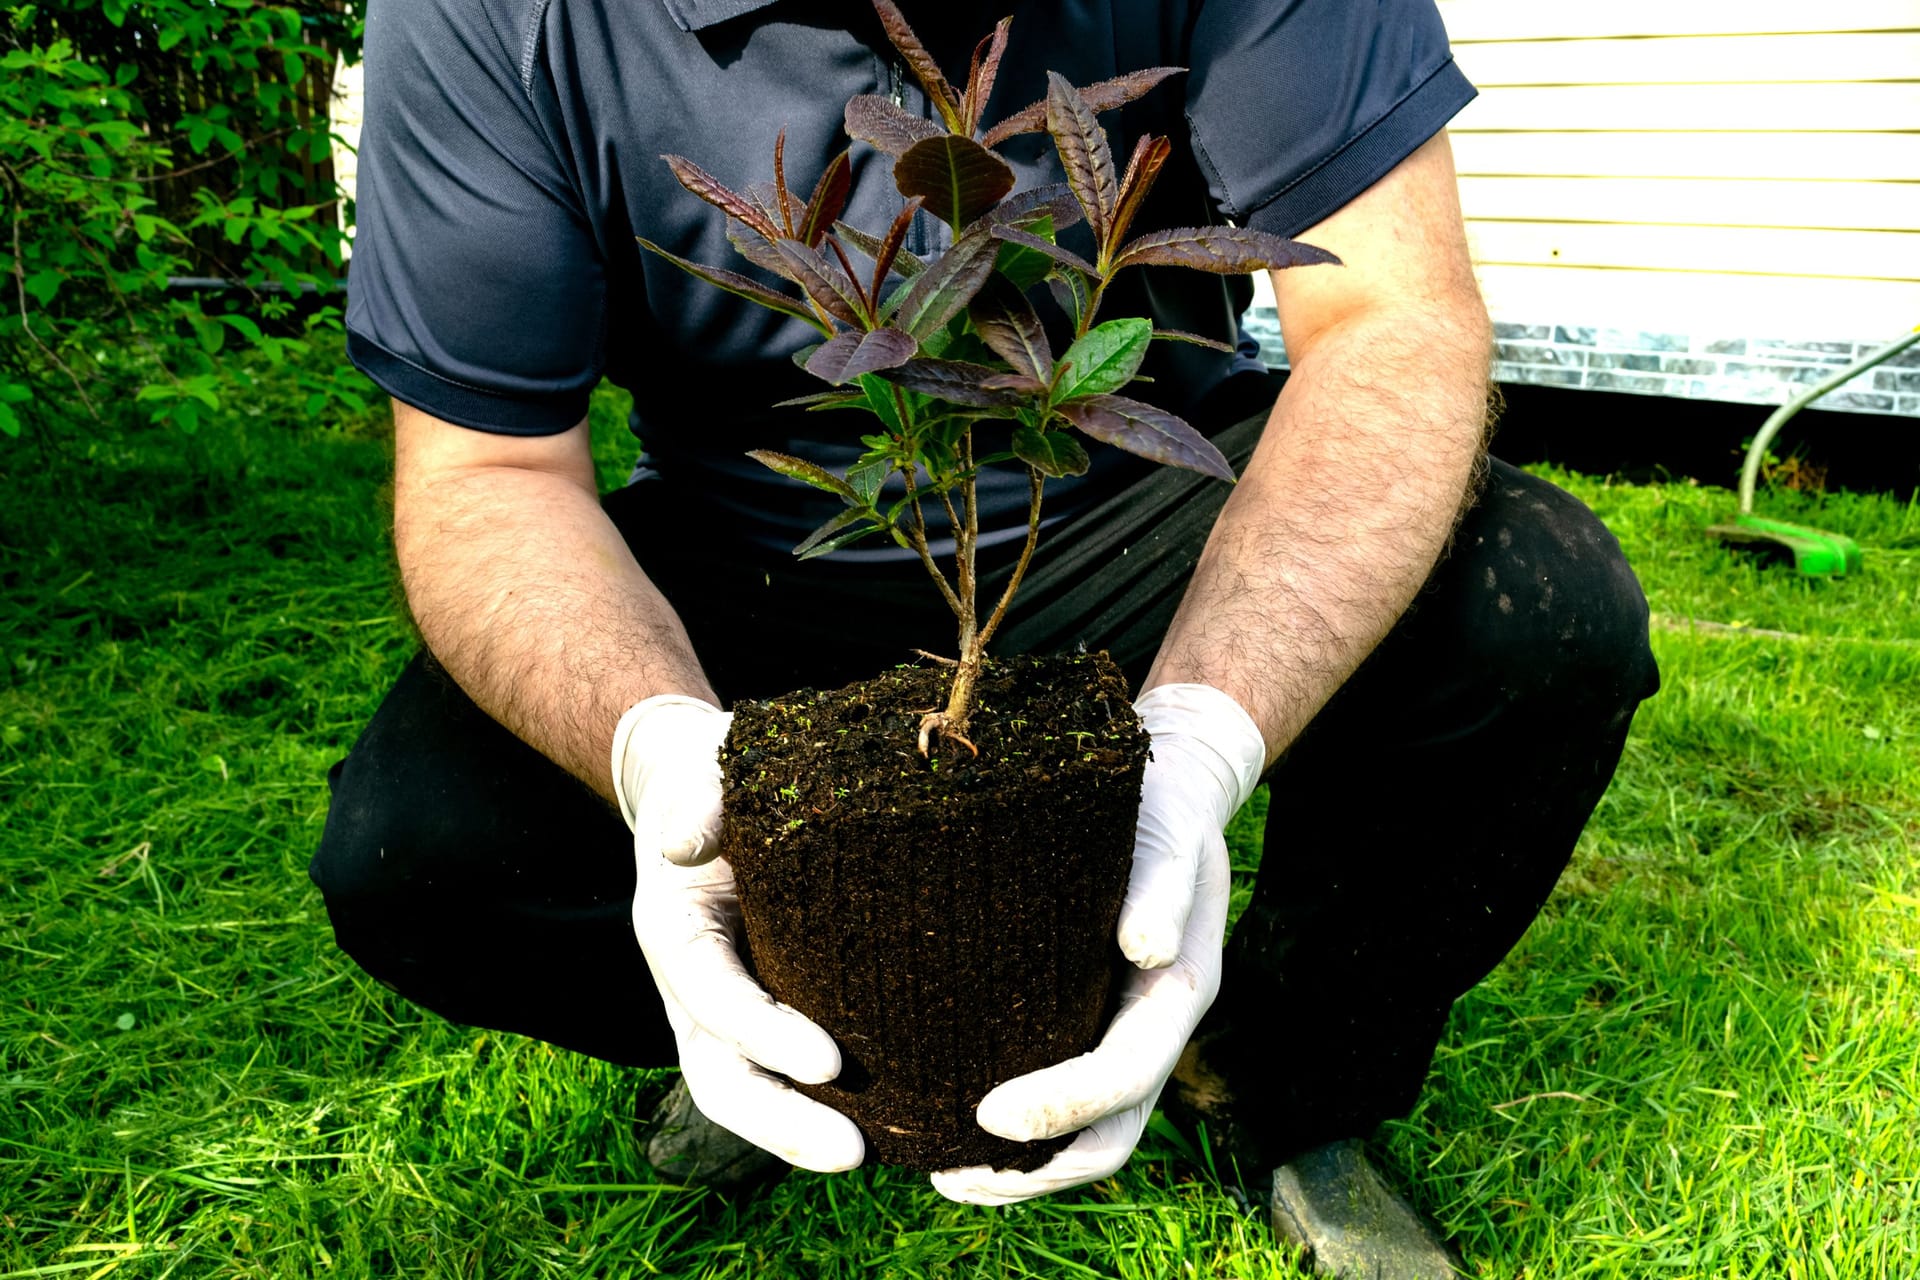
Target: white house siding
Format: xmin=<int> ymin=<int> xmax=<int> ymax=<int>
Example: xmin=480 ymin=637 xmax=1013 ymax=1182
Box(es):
xmin=1250 ymin=4 xmax=1920 ymax=415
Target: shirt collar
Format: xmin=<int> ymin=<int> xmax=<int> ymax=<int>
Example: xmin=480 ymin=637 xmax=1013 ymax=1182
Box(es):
xmin=659 ymin=0 xmax=781 ymax=31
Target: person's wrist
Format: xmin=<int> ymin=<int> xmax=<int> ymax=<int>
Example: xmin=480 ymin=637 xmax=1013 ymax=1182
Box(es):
xmin=1132 ymin=683 xmax=1266 ymax=829
xmin=611 ymin=694 xmax=731 ymax=863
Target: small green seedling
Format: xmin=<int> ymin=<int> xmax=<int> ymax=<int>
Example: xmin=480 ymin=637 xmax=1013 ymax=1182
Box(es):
xmin=641 ymin=0 xmax=1338 ymax=752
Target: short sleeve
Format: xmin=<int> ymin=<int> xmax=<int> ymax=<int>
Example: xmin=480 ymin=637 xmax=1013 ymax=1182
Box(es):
xmin=1184 ymin=0 xmax=1476 ymax=239
xmin=345 ymin=0 xmax=604 ymax=434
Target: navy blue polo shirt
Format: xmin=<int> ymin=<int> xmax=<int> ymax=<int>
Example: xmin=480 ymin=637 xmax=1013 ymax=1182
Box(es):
xmin=346 ymin=0 xmax=1474 ymax=555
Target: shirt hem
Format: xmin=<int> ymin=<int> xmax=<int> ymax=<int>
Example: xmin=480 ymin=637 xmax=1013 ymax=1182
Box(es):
xmin=1240 ymin=58 xmax=1477 ymax=239
xmin=346 ymin=328 xmax=588 ymax=436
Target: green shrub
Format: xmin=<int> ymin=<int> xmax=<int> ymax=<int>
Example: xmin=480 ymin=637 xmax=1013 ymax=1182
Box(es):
xmin=0 ymin=0 xmax=370 ymax=440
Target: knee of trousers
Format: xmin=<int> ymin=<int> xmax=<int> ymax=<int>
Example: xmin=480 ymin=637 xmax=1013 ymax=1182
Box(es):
xmin=1428 ymin=464 xmax=1661 ymax=719
xmin=309 ymin=757 xmax=472 ymax=981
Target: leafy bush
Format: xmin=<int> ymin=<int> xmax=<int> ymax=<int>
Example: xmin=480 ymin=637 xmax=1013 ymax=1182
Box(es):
xmin=0 ymin=0 xmax=369 ymax=440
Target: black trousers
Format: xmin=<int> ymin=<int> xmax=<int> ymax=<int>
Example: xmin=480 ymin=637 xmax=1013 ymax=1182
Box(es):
xmin=311 ymin=375 xmax=1660 ymax=1163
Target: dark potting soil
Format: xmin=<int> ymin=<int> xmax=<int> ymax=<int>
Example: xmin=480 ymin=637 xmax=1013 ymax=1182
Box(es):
xmin=719 ymin=651 xmax=1150 ymax=1172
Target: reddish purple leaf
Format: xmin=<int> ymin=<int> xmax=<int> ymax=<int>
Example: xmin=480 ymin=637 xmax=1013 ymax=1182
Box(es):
xmin=728 ymin=224 xmax=800 ymax=282
xmin=968 ymin=276 xmax=1053 ymax=382
xmin=1044 ymin=72 xmax=1116 ymax=251
xmin=797 ymin=149 xmax=852 ymax=248
xmin=804 ymin=327 xmax=918 ymax=385
xmin=980 ymin=66 xmax=1185 ymax=149
xmin=773 ymin=239 xmax=868 ymax=328
xmin=962 ymin=17 xmax=1013 ymax=137
xmin=888 ymin=226 xmax=1000 ymax=339
xmin=871 ymin=0 xmax=963 ymax=132
xmin=979 ymin=372 xmax=1049 ymax=394
xmin=771 ymin=127 xmax=797 ymax=237
xmin=844 ymin=95 xmax=945 ymax=157
xmin=1113 ymin=226 xmax=1342 ymax=275
xmin=868 ymin=197 xmax=923 ymax=296
xmin=988 ymin=182 xmax=1084 ymax=234
xmin=636 ymin=236 xmax=832 ymax=336
xmin=831 ymin=209 xmax=926 ymax=285
xmin=1057 ymin=393 xmax=1235 ymax=481
xmin=988 ymin=223 xmax=1097 ymax=277
xmin=894 ymin=134 xmax=1016 ymax=230
xmin=1108 ymin=134 xmax=1171 ymax=257
xmin=1152 ymin=328 xmax=1235 ymax=353
xmin=882 ymin=358 xmax=1035 ymax=408
xmin=663 ymin=154 xmax=781 ymax=241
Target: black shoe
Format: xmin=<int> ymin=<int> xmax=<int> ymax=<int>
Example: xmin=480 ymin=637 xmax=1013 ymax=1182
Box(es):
xmin=1269 ymin=1140 xmax=1464 ymax=1279
xmin=638 ymin=1078 xmax=790 ymax=1193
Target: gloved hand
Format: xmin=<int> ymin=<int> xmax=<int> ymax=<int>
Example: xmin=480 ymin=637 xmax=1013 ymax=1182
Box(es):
xmin=613 ymin=694 xmax=864 ymax=1173
xmin=932 ymin=682 xmax=1266 ymax=1204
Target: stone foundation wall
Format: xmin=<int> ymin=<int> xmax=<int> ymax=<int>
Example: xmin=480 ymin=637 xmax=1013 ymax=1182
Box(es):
xmin=1241 ymin=308 xmax=1920 ymax=418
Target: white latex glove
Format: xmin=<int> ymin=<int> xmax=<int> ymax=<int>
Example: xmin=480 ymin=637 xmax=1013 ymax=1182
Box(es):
xmin=613 ymin=694 xmax=864 ymax=1173
xmin=932 ymin=682 xmax=1265 ymax=1204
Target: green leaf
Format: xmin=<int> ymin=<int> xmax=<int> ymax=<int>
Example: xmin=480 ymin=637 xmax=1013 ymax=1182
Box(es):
xmin=795 ymin=507 xmax=883 ymax=559
xmin=992 ymin=213 xmax=1056 ymax=291
xmin=0 ymin=383 xmax=33 ymax=405
xmin=893 ymin=135 xmax=1015 ymax=231
xmin=636 ymin=237 xmax=833 ymax=336
xmin=191 ymin=313 xmax=226 ymax=354
xmin=22 ymin=270 xmax=62 ymax=305
xmin=1048 ymin=270 xmax=1091 ymax=334
xmin=988 ymin=223 xmax=1096 ymax=278
xmin=847 ymin=457 xmax=892 ymax=503
xmin=745 ymin=449 xmax=861 ymax=505
xmin=1012 ymin=424 xmax=1090 ymax=478
xmin=0 ymin=402 xmax=19 ymax=438
xmin=282 ymin=50 xmax=303 ymax=86
xmin=1057 ymin=393 xmax=1235 ymax=481
xmin=1056 ymin=317 xmax=1151 ymax=400
xmin=216 ymin=314 xmax=264 ymax=345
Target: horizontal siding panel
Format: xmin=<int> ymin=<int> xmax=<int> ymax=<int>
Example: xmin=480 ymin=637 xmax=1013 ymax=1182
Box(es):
xmin=1457 ymin=177 xmax=1920 ymax=233
xmin=1439 ymin=0 xmax=1920 ymax=42
xmin=1455 ymin=32 xmax=1920 ymax=85
xmin=1473 ymin=263 xmax=1920 ymax=337
xmin=1454 ymin=82 xmax=1920 ymax=131
xmin=1466 ymin=220 xmax=1920 ymax=280
xmin=1451 ymin=131 xmax=1920 ymax=182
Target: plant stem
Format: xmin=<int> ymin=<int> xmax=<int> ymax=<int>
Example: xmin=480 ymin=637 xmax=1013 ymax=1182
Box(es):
xmin=974 ymin=466 xmax=1043 ymax=653
xmin=901 ymin=464 xmax=964 ymax=620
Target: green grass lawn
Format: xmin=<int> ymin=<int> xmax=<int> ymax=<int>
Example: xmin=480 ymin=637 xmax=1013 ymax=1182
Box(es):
xmin=3 ymin=387 xmax=1917 ymax=1278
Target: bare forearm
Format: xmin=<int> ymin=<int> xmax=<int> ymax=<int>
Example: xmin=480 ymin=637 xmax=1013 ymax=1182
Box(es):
xmin=1146 ymin=306 xmax=1490 ymax=765
xmin=394 ymin=447 xmax=715 ymax=802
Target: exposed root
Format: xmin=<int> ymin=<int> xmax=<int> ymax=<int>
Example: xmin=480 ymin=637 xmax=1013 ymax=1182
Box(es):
xmin=917 ymin=710 xmax=978 ymax=759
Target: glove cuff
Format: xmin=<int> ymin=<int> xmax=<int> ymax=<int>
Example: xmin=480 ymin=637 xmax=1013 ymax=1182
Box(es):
xmin=1133 ymin=683 xmax=1267 ymax=822
xmin=610 ymin=693 xmax=728 ymax=833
